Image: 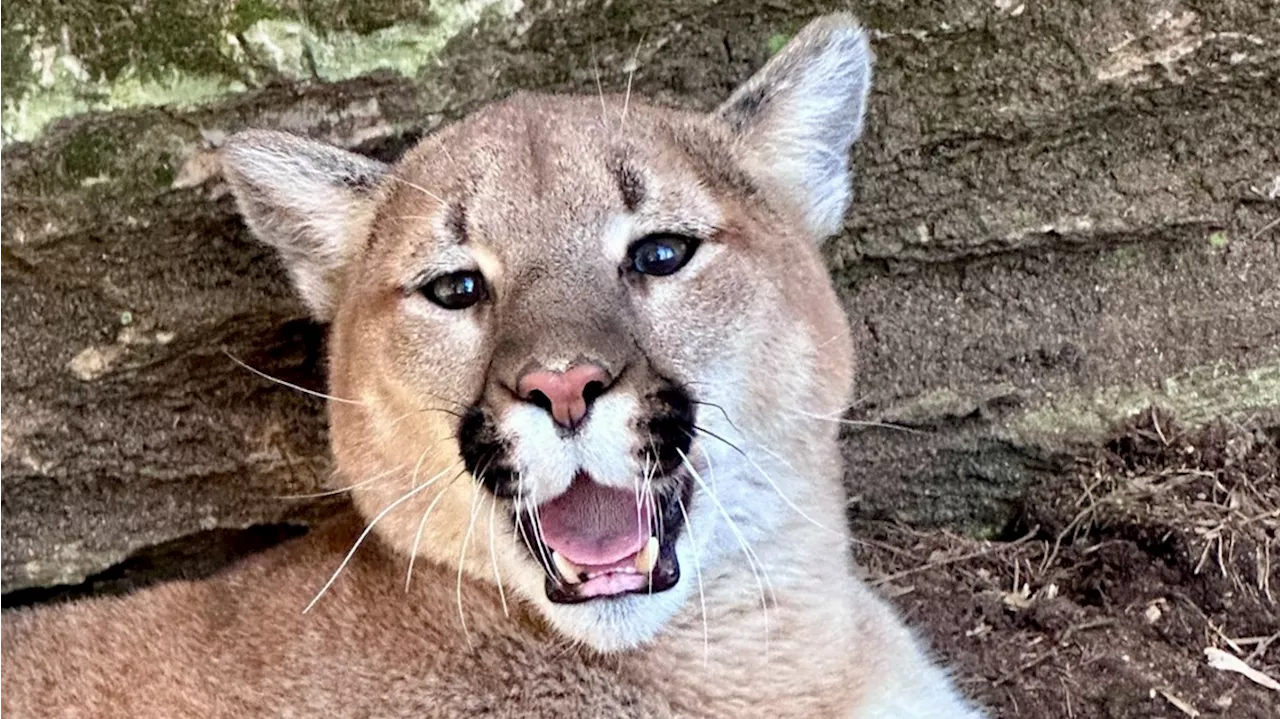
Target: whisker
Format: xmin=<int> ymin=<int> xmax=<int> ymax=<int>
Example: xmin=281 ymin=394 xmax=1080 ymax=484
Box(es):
xmin=690 ymin=425 xmax=840 ymax=538
xmin=638 ymin=438 xmax=660 ymax=594
xmin=688 ymin=398 xmax=745 ymax=436
xmin=649 ymin=460 xmax=662 ymax=593
xmin=274 ymin=464 xmax=403 ymax=500
xmin=633 ymin=448 xmax=646 ymax=541
xmin=406 ymin=466 xmax=467 ymax=592
xmin=591 ymin=46 xmax=610 ymax=132
xmin=512 ymin=494 xmax=524 ymax=554
xmin=790 ymin=408 xmax=924 ymax=435
xmin=528 ymin=475 xmax=556 ymax=578
xmin=703 ymin=438 xmax=719 ymax=493
xmin=686 ymin=422 xmax=739 ymax=455
xmin=642 ymin=435 xmax=660 ymax=547
xmin=455 ymin=478 xmax=485 ymax=649
xmin=815 ymin=333 xmax=845 ymax=350
xmin=228 ymin=349 xmax=465 ymax=512
xmin=432 ymin=136 xmax=459 ymax=166
xmin=677 ymin=448 xmax=773 ymax=658
xmin=676 ymin=493 xmax=709 ymax=667
xmin=305 ymin=475 xmax=442 ymax=613
xmin=386 ymin=405 xmax=467 ymax=427
xmin=486 ymin=491 xmax=511 ymax=618
xmin=408 ymin=439 xmax=435 ymax=488
xmin=620 ymin=33 xmax=645 ymax=129
xmin=224 ymin=350 xmax=363 ymax=405
xmin=385 ymin=173 xmax=446 ymax=204
xmin=681 ymin=376 xmax=919 ymax=436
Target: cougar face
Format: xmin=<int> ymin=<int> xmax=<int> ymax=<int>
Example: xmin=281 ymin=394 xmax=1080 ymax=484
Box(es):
xmin=222 ymin=16 xmax=871 ymax=653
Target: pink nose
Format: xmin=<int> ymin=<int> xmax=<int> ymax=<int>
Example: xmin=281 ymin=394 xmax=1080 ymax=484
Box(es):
xmin=516 ymin=363 xmax=611 ymax=429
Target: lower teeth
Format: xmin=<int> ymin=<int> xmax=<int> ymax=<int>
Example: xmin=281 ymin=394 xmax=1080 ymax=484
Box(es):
xmin=551 ymin=551 xmax=583 ymax=585
xmin=633 ymin=536 xmax=659 ymax=573
xmin=549 ymin=535 xmax=660 ymax=585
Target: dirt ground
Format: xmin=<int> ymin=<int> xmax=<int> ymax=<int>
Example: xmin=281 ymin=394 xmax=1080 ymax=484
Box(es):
xmin=856 ymin=410 xmax=1279 ymax=718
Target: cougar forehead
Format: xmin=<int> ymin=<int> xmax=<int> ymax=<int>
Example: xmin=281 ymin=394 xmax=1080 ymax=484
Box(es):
xmin=376 ymin=95 xmax=729 ymax=362
xmin=357 ymin=94 xmax=759 ymax=322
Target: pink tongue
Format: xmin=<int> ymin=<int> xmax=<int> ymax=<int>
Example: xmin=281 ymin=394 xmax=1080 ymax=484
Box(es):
xmin=538 ymin=474 xmax=651 ymax=566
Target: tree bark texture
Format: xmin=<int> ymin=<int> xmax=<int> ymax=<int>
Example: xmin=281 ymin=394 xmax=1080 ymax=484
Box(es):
xmin=3 ymin=0 xmax=1278 ymax=593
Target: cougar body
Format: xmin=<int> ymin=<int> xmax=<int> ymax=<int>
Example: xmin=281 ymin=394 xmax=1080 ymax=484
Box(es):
xmin=3 ymin=15 xmax=985 ymax=718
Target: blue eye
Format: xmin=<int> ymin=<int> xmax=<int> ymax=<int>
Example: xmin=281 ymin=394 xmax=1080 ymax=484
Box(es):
xmin=422 ymin=270 xmax=488 ymax=309
xmin=628 ymin=235 xmax=700 ymax=276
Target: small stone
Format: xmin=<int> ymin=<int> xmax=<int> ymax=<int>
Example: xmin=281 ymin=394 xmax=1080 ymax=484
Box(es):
xmin=1144 ymin=602 xmax=1163 ymax=623
xmin=67 ymin=345 xmax=125 ymax=382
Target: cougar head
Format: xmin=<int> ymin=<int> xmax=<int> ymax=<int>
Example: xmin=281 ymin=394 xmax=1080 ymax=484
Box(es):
xmin=221 ymin=14 xmax=872 ymax=652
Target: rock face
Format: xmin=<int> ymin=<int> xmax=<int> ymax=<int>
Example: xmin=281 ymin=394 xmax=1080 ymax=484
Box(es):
xmin=2 ymin=0 xmax=1278 ymax=594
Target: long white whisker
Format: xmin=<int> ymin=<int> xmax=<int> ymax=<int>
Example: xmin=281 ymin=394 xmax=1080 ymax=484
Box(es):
xmin=487 ymin=491 xmax=510 ymax=618
xmin=455 ymin=478 xmax=484 ymax=649
xmin=512 ymin=495 xmax=524 ymax=550
xmin=676 ymin=494 xmax=709 ymax=667
xmin=305 ymin=477 xmax=436 ymax=613
xmin=815 ymin=333 xmax=844 ymax=349
xmin=433 ymin=137 xmax=459 ymax=166
xmin=386 ymin=406 xmax=463 ymax=431
xmin=274 ymin=464 xmax=403 ymax=500
xmin=698 ymin=447 xmax=776 ymax=606
xmin=406 ymin=466 xmax=466 ymax=592
xmin=703 ymin=437 xmax=718 ymax=494
xmin=645 ymin=449 xmax=661 ymax=592
xmin=641 ymin=437 xmax=659 ymax=548
xmin=529 ymin=474 xmax=555 ymax=574
xmin=694 ymin=426 xmax=840 ymax=538
xmin=620 ymin=34 xmax=645 ymax=129
xmin=591 ymin=47 xmax=610 ymax=132
xmin=409 ymin=441 xmax=435 ymax=488
xmin=677 ymin=448 xmax=772 ymax=657
xmin=634 ymin=450 xmax=646 ymax=540
xmin=386 ymin=173 xmax=446 ymax=204
xmin=790 ymin=408 xmax=924 ymax=434
xmin=224 ymin=350 xmax=364 ymax=405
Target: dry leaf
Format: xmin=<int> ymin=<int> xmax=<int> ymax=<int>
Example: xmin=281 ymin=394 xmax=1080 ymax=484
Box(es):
xmin=1152 ymin=688 xmax=1200 ymax=717
xmin=1204 ymin=647 xmax=1280 ymax=692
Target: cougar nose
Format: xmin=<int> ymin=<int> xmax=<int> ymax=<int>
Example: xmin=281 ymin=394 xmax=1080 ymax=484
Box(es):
xmin=516 ymin=363 xmax=612 ymax=429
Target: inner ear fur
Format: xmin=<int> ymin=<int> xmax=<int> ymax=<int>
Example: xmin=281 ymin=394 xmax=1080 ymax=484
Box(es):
xmin=220 ymin=130 xmax=389 ymax=321
xmin=716 ymin=13 xmax=874 ymax=242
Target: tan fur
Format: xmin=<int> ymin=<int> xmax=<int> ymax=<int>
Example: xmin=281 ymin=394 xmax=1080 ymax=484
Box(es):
xmin=2 ymin=15 xmax=983 ymax=717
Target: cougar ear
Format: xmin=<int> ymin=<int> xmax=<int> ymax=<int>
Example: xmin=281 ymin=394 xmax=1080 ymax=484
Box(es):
xmin=221 ymin=130 xmax=388 ymax=321
xmin=717 ymin=13 xmax=874 ymax=241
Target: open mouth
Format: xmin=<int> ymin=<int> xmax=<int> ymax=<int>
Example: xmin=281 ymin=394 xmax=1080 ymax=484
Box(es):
xmin=517 ymin=471 xmax=692 ymax=604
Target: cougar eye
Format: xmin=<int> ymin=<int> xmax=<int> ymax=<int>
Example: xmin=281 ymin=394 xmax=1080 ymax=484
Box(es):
xmin=421 ymin=270 xmax=488 ymax=310
xmin=627 ymin=235 xmax=700 ymax=276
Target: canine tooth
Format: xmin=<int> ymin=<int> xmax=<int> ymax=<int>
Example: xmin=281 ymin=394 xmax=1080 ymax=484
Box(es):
xmin=634 ymin=536 xmax=659 ymax=574
xmin=551 ymin=551 xmax=583 ymax=584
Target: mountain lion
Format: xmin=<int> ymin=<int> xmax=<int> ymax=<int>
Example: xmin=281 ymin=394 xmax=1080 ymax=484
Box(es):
xmin=2 ymin=14 xmax=984 ymax=718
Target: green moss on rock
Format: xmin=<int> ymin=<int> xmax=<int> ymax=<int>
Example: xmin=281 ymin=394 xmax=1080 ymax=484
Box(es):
xmin=1 ymin=0 xmax=521 ymax=145
xmin=1012 ymin=361 xmax=1280 ymax=445
xmin=767 ymin=33 xmax=792 ymax=56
